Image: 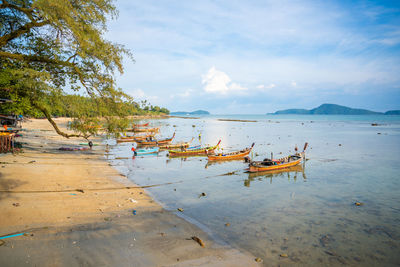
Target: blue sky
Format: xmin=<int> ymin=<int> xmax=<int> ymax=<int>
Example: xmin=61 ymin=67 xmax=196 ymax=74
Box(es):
xmin=106 ymin=0 xmax=400 ymax=113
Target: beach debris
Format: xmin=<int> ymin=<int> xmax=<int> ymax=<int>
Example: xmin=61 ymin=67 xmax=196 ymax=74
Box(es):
xmin=280 ymin=253 xmax=288 ymax=258
xmin=177 ymin=208 xmax=184 ymax=212
xmin=28 ymin=160 xmax=36 ymax=164
xmin=104 ymin=217 xmax=112 ymax=221
xmin=132 ymin=210 xmax=137 ymax=215
xmin=324 ymin=250 xmax=337 ymax=256
xmin=128 ymin=198 xmax=138 ymax=203
xmin=191 ymin=236 xmax=205 ymax=247
xmin=338 ymin=144 xmax=342 ymax=146
xmin=255 ymin=257 xmax=263 ymax=263
xmin=199 ymin=192 xmax=206 ymax=197
xmin=192 ymin=125 xmax=196 ymax=127
xmin=69 ymin=193 xmax=77 ymax=196
xmin=371 ymin=123 xmax=378 ymax=126
xmin=225 ymin=223 xmax=230 ymax=227
xmin=0 ymin=240 xmax=5 ymax=246
xmin=12 ymin=203 xmax=20 ymax=207
xmin=355 ymin=202 xmax=364 ymax=206
xmin=320 ymin=234 xmax=334 ymax=247
xmin=76 ymin=189 xmax=84 ymax=193
xmin=0 ymin=233 xmax=26 ymax=240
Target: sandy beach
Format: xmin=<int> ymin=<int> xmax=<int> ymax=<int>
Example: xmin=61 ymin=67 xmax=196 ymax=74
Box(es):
xmin=0 ymin=118 xmax=259 ymax=266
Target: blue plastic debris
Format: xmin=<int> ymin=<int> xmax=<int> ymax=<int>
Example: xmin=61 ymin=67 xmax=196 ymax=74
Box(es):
xmin=0 ymin=233 xmax=26 ymax=240
xmin=132 ymin=210 xmax=137 ymax=215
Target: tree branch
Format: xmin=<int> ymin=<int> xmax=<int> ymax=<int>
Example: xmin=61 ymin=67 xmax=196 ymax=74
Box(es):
xmin=0 ymin=0 xmax=35 ymax=20
xmin=32 ymin=102 xmax=89 ymax=139
xmin=0 ymin=19 xmax=50 ymax=48
xmin=0 ymin=51 xmax=100 ymax=99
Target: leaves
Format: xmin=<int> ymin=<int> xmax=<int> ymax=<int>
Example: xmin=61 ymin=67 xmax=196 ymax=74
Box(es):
xmin=0 ymin=0 xmax=167 ymax=138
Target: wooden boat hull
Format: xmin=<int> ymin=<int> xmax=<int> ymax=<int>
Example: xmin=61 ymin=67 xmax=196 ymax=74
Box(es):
xmin=247 ymin=164 xmax=304 ymax=179
xmin=134 ymin=147 xmax=159 ymax=155
xmin=248 ymin=154 xmax=303 ymax=172
xmin=120 ymin=133 xmax=155 ymax=139
xmin=207 ymin=150 xmax=251 ymax=161
xmin=159 ymin=142 xmax=190 ymax=149
xmin=133 ymin=122 xmax=149 ymax=127
xmin=136 ymin=133 xmax=175 ymax=146
xmin=169 ymin=148 xmax=216 ymax=157
xmin=133 ymin=127 xmax=159 ymax=133
xmin=168 ymin=140 xmax=221 ymax=157
xmin=117 ymin=133 xmax=156 ymax=143
xmin=116 ymin=138 xmax=135 ymax=143
xmin=207 ymin=143 xmax=254 ymax=161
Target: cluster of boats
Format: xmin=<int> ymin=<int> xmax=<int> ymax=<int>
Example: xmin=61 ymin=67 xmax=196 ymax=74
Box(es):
xmin=117 ymin=123 xmax=307 ymax=172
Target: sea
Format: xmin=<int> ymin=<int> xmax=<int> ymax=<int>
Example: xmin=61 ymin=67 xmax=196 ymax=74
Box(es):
xmin=107 ymin=114 xmax=400 ymax=266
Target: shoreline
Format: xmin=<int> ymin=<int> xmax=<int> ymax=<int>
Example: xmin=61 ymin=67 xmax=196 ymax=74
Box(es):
xmin=0 ymin=118 xmax=260 ymax=266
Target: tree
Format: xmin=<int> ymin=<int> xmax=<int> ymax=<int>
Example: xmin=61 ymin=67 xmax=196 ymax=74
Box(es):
xmin=0 ymin=0 xmax=133 ymax=138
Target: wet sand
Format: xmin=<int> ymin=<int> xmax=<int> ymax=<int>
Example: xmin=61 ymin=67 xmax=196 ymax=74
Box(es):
xmin=0 ymin=118 xmax=259 ymax=266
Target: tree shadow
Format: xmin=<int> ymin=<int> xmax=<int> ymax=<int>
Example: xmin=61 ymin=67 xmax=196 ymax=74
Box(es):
xmin=0 ymin=172 xmax=28 ymax=200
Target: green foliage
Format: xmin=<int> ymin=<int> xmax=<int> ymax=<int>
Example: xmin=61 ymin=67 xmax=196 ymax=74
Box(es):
xmin=0 ymin=0 xmax=168 ymax=138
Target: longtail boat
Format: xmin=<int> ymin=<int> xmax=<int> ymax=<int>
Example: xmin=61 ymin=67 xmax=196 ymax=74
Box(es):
xmin=247 ymin=164 xmax=304 ymax=179
xmin=159 ymin=137 xmax=194 ymax=149
xmin=247 ymin=143 xmax=308 ymax=173
xmin=134 ymin=147 xmax=159 ymax=156
xmin=117 ymin=133 xmax=156 ymax=143
xmin=133 ymin=122 xmax=149 ymax=127
xmin=125 ymin=127 xmax=159 ymax=133
xmin=136 ymin=133 xmax=175 ymax=146
xmin=133 ymin=127 xmax=160 ymax=133
xmin=168 ymin=140 xmax=221 ymax=157
xmin=207 ymin=143 xmax=255 ymax=161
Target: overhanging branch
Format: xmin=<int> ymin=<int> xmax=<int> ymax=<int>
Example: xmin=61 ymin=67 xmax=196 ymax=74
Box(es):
xmin=32 ymin=102 xmax=89 ymax=139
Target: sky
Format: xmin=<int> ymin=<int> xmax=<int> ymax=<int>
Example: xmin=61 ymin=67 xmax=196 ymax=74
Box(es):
xmin=106 ymin=0 xmax=400 ymax=114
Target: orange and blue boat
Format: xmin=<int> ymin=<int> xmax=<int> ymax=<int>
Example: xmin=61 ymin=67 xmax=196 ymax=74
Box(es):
xmin=207 ymin=143 xmax=255 ymax=161
xmin=168 ymin=140 xmax=221 ymax=157
xmin=247 ymin=143 xmax=308 ymax=172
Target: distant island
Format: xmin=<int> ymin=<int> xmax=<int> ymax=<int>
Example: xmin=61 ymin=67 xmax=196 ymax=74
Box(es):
xmin=271 ymin=104 xmax=400 ymax=115
xmin=170 ymin=110 xmax=210 ymax=115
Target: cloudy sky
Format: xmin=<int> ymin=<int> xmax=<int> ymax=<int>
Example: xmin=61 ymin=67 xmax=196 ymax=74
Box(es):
xmin=106 ymin=0 xmax=400 ymax=113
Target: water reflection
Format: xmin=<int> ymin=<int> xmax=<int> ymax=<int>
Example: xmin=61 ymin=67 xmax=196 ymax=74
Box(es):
xmin=204 ymin=158 xmax=247 ymax=168
xmin=244 ymin=164 xmax=306 ymax=187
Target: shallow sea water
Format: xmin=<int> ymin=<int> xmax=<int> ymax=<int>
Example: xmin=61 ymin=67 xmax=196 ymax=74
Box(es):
xmin=108 ymin=115 xmax=400 ymax=266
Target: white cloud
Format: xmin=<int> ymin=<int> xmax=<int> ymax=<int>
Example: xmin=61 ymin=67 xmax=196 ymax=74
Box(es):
xmin=257 ymin=84 xmax=276 ymax=90
xmin=132 ymin=89 xmax=145 ymax=98
xmin=131 ymin=89 xmax=159 ymax=103
xmin=202 ymin=67 xmax=247 ymax=94
xmin=291 ymin=81 xmax=297 ymax=87
xmin=178 ymin=89 xmax=194 ymax=98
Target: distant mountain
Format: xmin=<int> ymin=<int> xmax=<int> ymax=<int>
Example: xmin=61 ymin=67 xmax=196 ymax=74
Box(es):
xmin=170 ymin=110 xmax=210 ymax=115
xmin=272 ymin=108 xmax=310 ymax=115
xmin=385 ymin=110 xmax=400 ymax=115
xmin=273 ymin=104 xmax=383 ymax=115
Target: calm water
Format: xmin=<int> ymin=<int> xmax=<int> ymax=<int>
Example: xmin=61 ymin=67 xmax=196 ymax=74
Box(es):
xmin=108 ymin=115 xmax=400 ymax=266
